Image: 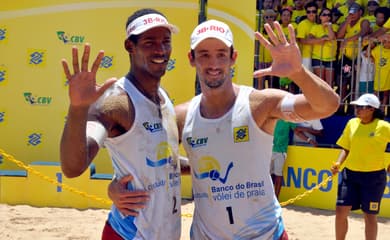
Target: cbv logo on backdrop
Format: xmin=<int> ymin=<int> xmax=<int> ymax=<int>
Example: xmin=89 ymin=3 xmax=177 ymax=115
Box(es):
xmin=23 ymin=92 xmax=52 ymax=105
xmin=56 ymin=31 xmax=85 ymax=44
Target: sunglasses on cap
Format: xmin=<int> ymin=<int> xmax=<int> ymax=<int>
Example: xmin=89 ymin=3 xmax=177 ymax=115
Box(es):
xmin=368 ymin=2 xmax=379 ymax=6
xmin=306 ymin=10 xmax=317 ymax=14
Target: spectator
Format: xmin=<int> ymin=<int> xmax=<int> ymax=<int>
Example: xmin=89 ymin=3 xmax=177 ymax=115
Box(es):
xmin=337 ymin=0 xmax=365 ymax=23
xmin=331 ymin=93 xmax=390 ymax=240
xmin=374 ymin=6 xmax=390 ymax=30
xmin=365 ymin=9 xmax=390 ymax=40
xmin=279 ymin=7 xmax=300 ymax=93
xmin=309 ymin=7 xmax=339 ymax=87
xmin=336 ymin=2 xmax=371 ymax=101
xmin=359 ymin=46 xmax=375 ymax=95
xmin=296 ymin=1 xmax=319 ymax=71
xmin=271 ymin=119 xmax=297 ymax=199
xmin=331 ymin=7 xmax=344 ymax=25
xmin=370 ymin=39 xmax=390 ymax=106
xmin=364 ymin=0 xmax=381 ymax=29
xmin=293 ymin=119 xmax=324 ymax=146
xmin=291 ymin=0 xmax=307 ymax=24
xmin=258 ymin=9 xmax=280 ymax=89
xmin=315 ymin=0 xmax=331 ymax=12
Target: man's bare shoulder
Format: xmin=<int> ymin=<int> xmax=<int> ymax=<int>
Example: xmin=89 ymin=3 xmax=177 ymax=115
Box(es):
xmin=249 ymin=88 xmax=285 ymax=109
xmin=90 ymin=87 xmax=134 ymax=136
xmin=248 ymin=88 xmax=291 ymax=134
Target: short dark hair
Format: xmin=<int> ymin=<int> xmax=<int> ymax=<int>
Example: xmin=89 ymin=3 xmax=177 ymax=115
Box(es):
xmin=125 ymin=8 xmax=167 ymax=43
xmin=305 ymin=1 xmax=318 ymax=11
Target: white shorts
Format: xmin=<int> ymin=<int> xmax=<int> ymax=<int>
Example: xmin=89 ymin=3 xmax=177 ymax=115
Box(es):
xmin=270 ymin=152 xmax=287 ymax=176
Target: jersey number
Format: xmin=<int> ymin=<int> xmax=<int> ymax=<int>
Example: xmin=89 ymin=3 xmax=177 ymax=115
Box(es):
xmin=172 ymin=196 xmax=178 ymax=214
xmin=226 ymin=206 xmax=234 ymax=224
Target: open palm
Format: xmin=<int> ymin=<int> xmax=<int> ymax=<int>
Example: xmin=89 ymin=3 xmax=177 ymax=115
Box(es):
xmin=62 ymin=44 xmax=116 ymax=108
xmin=254 ymin=22 xmax=303 ymax=79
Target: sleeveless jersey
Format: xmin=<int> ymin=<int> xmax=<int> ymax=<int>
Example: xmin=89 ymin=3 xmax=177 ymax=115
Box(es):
xmin=344 ymin=18 xmax=364 ymax=59
xmin=182 ymin=86 xmax=285 ymax=240
xmin=103 ymin=77 xmax=181 ymax=240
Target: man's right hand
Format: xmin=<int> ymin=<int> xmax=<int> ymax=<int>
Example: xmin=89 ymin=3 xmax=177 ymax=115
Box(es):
xmin=61 ymin=43 xmax=117 ymax=108
xmin=108 ymin=175 xmax=150 ymax=217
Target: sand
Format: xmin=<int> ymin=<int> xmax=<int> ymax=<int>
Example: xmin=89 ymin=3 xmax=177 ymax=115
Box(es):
xmin=1 ymin=201 xmax=390 ymax=240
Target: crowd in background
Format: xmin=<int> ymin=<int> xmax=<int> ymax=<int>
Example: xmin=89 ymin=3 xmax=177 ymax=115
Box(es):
xmin=255 ymin=0 xmax=390 ymax=116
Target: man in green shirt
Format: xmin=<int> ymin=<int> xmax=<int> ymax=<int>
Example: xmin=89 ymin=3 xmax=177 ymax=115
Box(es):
xmin=270 ymin=119 xmax=297 ymax=199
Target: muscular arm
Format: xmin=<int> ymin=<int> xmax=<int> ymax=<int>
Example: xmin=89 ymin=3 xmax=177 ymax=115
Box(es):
xmin=253 ymin=22 xmax=339 ymax=133
xmin=60 ymin=44 xmax=116 ymax=178
xmin=60 ymin=106 xmax=99 ymax=178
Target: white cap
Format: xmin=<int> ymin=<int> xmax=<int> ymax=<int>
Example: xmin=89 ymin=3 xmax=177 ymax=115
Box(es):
xmin=350 ymin=94 xmax=380 ymax=109
xmin=190 ymin=19 xmax=233 ymax=50
xmin=126 ymin=13 xmax=179 ymax=38
xmin=348 ymin=3 xmax=361 ymax=14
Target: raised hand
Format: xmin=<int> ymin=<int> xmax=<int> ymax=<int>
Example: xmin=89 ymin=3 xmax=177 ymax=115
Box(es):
xmin=62 ymin=43 xmax=116 ymax=108
xmin=253 ymin=21 xmax=303 ymax=79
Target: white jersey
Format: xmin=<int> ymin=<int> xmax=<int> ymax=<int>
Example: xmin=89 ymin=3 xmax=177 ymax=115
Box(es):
xmin=102 ymin=77 xmax=181 ymax=240
xmin=182 ymin=86 xmax=285 ymax=240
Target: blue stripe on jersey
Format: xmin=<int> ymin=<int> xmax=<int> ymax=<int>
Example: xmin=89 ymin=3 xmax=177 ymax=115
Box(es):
xmin=146 ymin=157 xmax=171 ymax=167
xmin=108 ymin=210 xmax=137 ymax=239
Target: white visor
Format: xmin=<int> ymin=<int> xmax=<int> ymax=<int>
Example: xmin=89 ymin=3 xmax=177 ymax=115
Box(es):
xmin=126 ymin=13 xmax=179 ymax=38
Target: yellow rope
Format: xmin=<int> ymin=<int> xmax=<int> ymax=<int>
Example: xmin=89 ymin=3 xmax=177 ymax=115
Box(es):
xmin=0 ymin=148 xmax=337 ymax=217
xmin=279 ymin=175 xmax=333 ymax=207
xmin=0 ymin=148 xmax=112 ymax=206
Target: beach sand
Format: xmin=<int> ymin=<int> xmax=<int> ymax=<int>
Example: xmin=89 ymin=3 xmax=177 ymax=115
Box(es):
xmin=1 ymin=201 xmax=390 ymax=240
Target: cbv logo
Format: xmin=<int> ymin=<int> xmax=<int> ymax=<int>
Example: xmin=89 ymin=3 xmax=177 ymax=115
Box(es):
xmin=143 ymin=122 xmax=163 ymax=133
xmin=57 ymin=31 xmax=85 ymax=44
xmin=186 ymin=137 xmax=208 ymax=148
xmin=23 ymin=92 xmax=52 ymax=105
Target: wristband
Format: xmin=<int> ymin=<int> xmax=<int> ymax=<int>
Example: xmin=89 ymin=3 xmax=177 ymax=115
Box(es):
xmin=281 ymin=94 xmax=305 ymax=122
